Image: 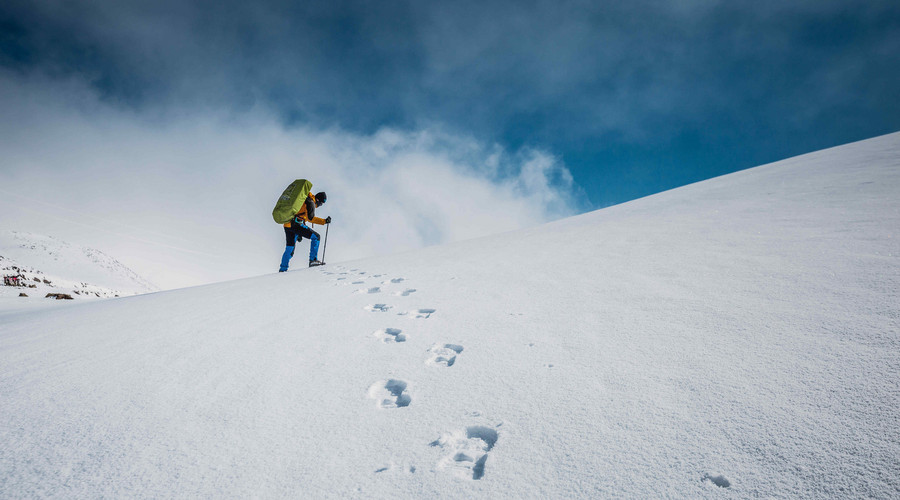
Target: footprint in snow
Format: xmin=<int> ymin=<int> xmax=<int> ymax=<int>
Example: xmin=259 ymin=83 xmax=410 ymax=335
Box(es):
xmin=368 ymin=379 xmax=411 ymax=408
xmin=398 ymin=308 xmax=435 ymax=319
xmin=430 ymin=426 xmax=498 ymax=480
xmin=374 ymin=328 xmax=406 ymax=343
xmin=357 ymin=287 xmax=381 ymax=294
xmin=426 ymin=344 xmax=464 ymax=367
xmin=702 ymin=474 xmax=731 ymax=488
xmin=393 ymin=288 xmax=416 ymax=297
xmin=365 ymin=304 xmax=393 ymax=312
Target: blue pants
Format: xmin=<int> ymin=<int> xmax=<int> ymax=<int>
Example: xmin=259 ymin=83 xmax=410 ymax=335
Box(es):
xmin=279 ymin=221 xmax=320 ymax=271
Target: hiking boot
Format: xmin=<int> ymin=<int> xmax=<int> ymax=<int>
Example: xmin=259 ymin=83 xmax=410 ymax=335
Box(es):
xmin=309 ymin=260 xmax=325 ymax=267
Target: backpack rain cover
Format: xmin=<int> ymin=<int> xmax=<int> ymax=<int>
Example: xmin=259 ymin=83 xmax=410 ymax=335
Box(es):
xmin=272 ymin=179 xmax=313 ymax=224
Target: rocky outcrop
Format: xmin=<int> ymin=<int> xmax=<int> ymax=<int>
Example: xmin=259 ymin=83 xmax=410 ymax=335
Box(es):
xmin=45 ymin=293 xmax=73 ymax=300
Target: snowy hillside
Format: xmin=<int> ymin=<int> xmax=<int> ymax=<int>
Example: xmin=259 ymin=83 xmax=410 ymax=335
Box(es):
xmin=1 ymin=133 xmax=898 ymax=498
xmin=0 ymin=231 xmax=157 ymax=311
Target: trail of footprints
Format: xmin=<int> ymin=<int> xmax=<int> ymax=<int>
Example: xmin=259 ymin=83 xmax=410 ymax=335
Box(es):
xmin=322 ymin=266 xmax=498 ymax=480
xmin=323 ymin=267 xmax=726 ymax=486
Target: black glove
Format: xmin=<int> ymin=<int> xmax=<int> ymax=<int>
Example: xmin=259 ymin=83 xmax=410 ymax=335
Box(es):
xmin=325 ymin=216 xmax=332 ymax=224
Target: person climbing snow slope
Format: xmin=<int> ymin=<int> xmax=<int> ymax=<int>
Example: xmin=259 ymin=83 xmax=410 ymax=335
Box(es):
xmin=279 ymin=191 xmax=331 ymax=271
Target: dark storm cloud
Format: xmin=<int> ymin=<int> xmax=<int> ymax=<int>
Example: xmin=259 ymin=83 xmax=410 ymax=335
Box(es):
xmin=1 ymin=0 xmax=426 ymax=127
xmin=2 ymin=0 xmax=899 ymax=205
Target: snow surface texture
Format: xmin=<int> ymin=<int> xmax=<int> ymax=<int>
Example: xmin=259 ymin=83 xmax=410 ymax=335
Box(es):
xmin=1 ymin=133 xmax=899 ymax=498
xmin=0 ymin=231 xmax=157 ymax=314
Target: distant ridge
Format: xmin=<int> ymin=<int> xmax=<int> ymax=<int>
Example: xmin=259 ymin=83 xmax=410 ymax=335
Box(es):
xmin=0 ymin=231 xmax=157 ymax=302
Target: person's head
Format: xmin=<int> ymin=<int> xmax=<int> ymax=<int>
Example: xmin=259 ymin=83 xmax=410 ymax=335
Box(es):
xmin=315 ymin=192 xmax=327 ymax=207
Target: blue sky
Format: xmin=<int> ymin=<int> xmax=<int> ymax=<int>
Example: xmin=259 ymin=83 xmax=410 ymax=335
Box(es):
xmin=1 ymin=0 xmax=899 ymax=286
xmin=3 ymin=0 xmax=899 ymax=207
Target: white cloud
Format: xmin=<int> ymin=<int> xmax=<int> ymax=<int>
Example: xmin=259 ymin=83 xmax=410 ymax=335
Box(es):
xmin=0 ymin=73 xmax=579 ymax=289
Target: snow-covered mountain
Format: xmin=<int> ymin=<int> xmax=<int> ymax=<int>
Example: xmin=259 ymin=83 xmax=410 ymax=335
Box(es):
xmin=1 ymin=133 xmax=898 ymax=498
xmin=0 ymin=231 xmax=157 ymax=309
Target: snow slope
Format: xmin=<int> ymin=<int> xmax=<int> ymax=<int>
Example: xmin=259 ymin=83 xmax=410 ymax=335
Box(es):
xmin=1 ymin=133 xmax=898 ymax=498
xmin=0 ymin=231 xmax=158 ymax=312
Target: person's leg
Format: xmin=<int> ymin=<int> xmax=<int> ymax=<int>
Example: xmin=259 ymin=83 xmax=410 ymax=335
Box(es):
xmin=280 ymin=227 xmax=298 ymax=272
xmin=295 ymin=225 xmax=321 ymax=263
xmin=308 ymin=230 xmax=320 ymax=262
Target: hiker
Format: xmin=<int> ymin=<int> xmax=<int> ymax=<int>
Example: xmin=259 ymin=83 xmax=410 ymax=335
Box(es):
xmin=279 ymin=191 xmax=331 ymax=271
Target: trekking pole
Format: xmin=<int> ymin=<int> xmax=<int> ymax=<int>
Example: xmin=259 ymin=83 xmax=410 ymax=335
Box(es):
xmin=322 ymin=222 xmax=330 ymax=264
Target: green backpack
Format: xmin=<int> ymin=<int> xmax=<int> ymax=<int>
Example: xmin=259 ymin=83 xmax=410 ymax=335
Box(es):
xmin=272 ymin=179 xmax=313 ymax=224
